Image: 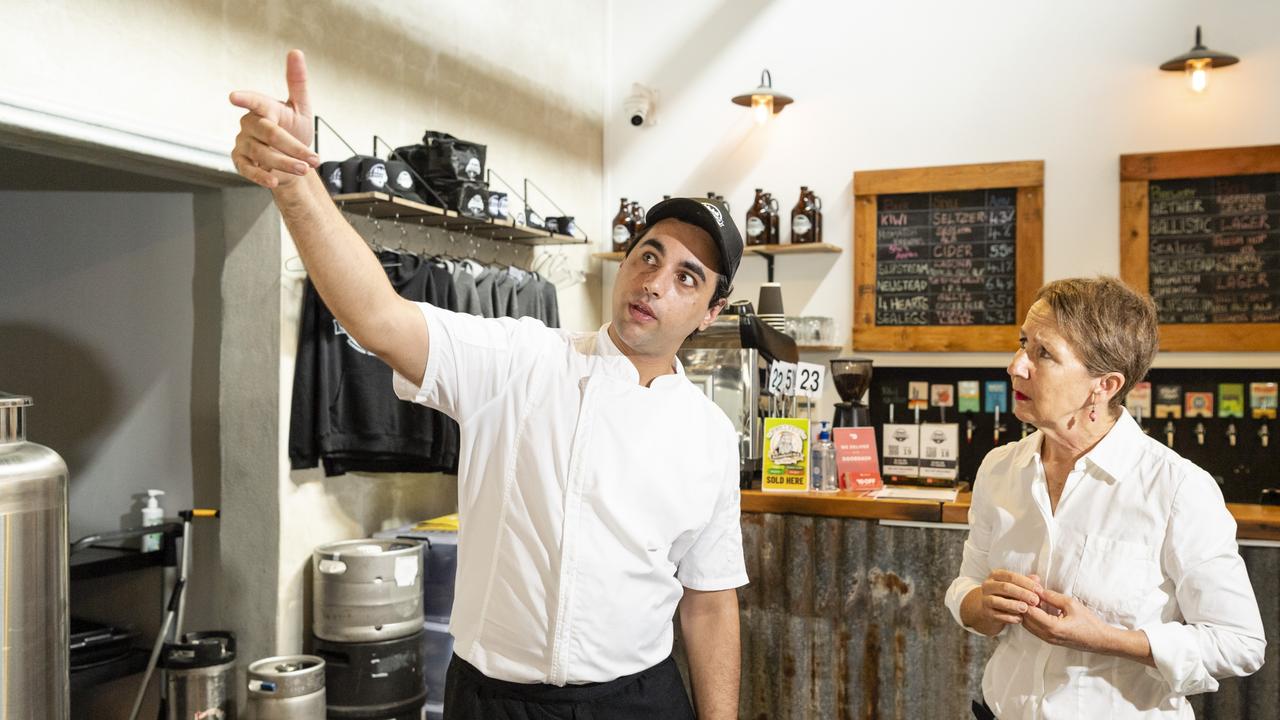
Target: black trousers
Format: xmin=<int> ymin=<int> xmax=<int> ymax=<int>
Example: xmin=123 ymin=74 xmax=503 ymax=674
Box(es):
xmin=972 ymin=699 xmax=996 ymax=719
xmin=444 ymin=653 xmax=696 ymax=720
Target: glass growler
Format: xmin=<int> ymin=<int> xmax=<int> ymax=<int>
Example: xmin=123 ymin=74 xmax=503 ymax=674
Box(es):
xmin=630 ymin=201 xmax=646 ymax=238
xmin=763 ymin=192 xmax=781 ymax=245
xmin=744 ymin=188 xmax=768 ymax=246
xmin=791 ymin=186 xmax=823 ymax=244
xmin=612 ymin=197 xmax=634 ymax=252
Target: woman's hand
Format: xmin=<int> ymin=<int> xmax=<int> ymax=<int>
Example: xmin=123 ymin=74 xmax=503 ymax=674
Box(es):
xmin=961 ymin=569 xmax=1045 ymax=636
xmin=1021 ymin=588 xmax=1154 ymax=666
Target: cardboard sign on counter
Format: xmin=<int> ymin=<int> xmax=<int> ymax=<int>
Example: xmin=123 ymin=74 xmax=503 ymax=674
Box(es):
xmin=833 ymin=427 xmax=882 ymax=491
xmin=762 ymin=417 xmax=810 ymax=492
xmin=918 ymin=423 xmax=960 ymax=482
xmin=882 ymin=423 xmax=920 ymax=478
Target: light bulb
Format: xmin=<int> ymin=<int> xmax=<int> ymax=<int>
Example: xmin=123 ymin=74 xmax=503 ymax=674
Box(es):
xmin=751 ymin=94 xmax=773 ymax=125
xmin=1186 ymin=58 xmax=1211 ymax=93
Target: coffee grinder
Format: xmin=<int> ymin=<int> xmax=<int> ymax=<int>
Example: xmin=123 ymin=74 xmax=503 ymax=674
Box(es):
xmin=831 ymin=357 xmax=873 ymax=427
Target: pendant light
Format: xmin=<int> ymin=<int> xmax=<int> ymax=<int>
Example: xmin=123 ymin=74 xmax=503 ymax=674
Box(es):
xmin=1160 ymin=26 xmax=1239 ymax=93
xmin=731 ymin=69 xmax=793 ymax=125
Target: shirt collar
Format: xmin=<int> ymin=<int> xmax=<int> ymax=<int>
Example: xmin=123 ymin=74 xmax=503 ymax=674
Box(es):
xmin=1080 ymin=408 xmax=1145 ymax=482
xmin=596 ymin=323 xmax=685 ymax=383
xmin=1016 ymin=408 xmax=1144 ymax=483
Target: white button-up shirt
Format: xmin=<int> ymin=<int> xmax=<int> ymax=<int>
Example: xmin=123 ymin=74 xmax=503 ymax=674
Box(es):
xmin=393 ymin=303 xmax=748 ymax=685
xmin=945 ymin=410 xmax=1265 ymax=719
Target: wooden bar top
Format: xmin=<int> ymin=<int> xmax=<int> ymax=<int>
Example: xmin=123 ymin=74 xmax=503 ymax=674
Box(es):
xmin=743 ymin=489 xmax=1280 ymax=541
xmin=740 ymin=489 xmax=942 ymax=522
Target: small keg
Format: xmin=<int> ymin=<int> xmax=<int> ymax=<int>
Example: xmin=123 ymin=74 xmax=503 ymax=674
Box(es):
xmin=247 ymin=655 xmax=326 ymax=720
xmin=313 ymin=539 xmax=423 ymax=642
xmin=314 ymin=629 xmax=427 ymax=720
xmin=159 ymin=631 xmax=237 ymax=720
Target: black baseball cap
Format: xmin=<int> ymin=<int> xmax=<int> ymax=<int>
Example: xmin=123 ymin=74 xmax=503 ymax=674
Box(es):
xmin=641 ymin=197 xmax=743 ymax=285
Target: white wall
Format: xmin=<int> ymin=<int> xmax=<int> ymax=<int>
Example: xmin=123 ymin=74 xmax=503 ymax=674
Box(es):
xmin=0 ymin=191 xmax=210 ymax=539
xmin=3 ymin=0 xmax=610 ymax=670
xmin=602 ymin=0 xmax=1280 ymax=385
xmin=4 ymin=0 xmax=606 ymax=331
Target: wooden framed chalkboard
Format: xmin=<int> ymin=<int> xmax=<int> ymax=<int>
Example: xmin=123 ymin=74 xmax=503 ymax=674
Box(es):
xmin=853 ymin=161 xmax=1044 ymax=351
xmin=1120 ymin=145 xmax=1280 ymax=351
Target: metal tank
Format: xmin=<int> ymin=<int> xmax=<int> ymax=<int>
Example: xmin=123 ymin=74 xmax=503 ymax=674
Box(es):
xmin=247 ymin=655 xmax=326 ymax=720
xmin=313 ymin=539 xmax=423 ymax=642
xmin=0 ymin=393 xmax=69 ymax=718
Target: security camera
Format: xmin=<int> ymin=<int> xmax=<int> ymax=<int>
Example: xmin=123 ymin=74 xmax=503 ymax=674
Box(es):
xmin=623 ymin=83 xmax=656 ymax=127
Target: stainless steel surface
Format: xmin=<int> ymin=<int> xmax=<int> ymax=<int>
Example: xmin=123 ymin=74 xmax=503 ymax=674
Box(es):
xmin=679 ymin=347 xmax=763 ymax=475
xmin=680 ymin=309 xmax=797 ymax=478
xmin=247 ymin=655 xmax=326 ymax=720
xmin=0 ymin=392 xmax=33 ymax=444
xmin=313 ymin=539 xmax=423 ymax=642
xmin=0 ymin=393 xmax=69 ymax=719
xmin=164 ymin=661 xmax=237 ymax=720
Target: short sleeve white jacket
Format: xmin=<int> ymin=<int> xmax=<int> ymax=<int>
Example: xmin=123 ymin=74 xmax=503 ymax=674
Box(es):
xmin=393 ymin=302 xmax=748 ymax=685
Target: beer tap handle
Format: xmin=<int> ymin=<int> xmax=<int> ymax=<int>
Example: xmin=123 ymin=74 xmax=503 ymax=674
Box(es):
xmin=1260 ymin=424 xmax=1270 ymax=449
xmin=1194 ymin=422 xmax=1205 ymax=446
xmin=965 ymin=418 xmax=975 ymax=443
xmin=1020 ymin=422 xmax=1030 ymax=439
xmin=1227 ymin=423 xmax=1237 ymax=447
xmin=1164 ymin=420 xmax=1176 ymax=448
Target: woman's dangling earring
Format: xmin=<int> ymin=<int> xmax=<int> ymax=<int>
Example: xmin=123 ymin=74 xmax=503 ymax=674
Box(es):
xmin=1089 ymin=389 xmax=1098 ymax=422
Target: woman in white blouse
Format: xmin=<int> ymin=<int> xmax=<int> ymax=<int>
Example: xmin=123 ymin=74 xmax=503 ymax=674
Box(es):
xmin=945 ymin=277 xmax=1266 ymax=719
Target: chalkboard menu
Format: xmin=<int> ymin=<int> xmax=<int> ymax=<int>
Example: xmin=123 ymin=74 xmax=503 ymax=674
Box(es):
xmin=1146 ymin=173 xmax=1280 ymax=324
xmin=874 ymin=188 xmax=1018 ymax=326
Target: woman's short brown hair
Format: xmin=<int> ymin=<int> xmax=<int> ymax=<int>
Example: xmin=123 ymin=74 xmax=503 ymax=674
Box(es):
xmin=1033 ymin=277 xmax=1160 ymax=408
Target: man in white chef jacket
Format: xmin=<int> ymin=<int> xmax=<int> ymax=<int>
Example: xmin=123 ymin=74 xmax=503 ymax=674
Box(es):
xmin=230 ymin=50 xmax=747 ymax=720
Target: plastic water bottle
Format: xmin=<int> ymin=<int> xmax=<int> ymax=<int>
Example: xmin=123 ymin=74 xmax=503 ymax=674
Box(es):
xmin=811 ymin=422 xmax=837 ymax=493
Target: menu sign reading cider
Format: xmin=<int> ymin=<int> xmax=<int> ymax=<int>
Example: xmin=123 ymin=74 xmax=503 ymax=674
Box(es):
xmin=874 ymin=188 xmax=1018 ymax=327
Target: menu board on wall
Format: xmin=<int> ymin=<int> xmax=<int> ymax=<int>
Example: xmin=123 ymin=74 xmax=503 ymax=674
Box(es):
xmin=853 ymin=160 xmax=1044 ymax=352
xmin=1120 ymin=145 xmax=1280 ymax=351
xmin=1146 ymin=173 xmax=1280 ymax=324
xmin=874 ymin=188 xmax=1018 ymax=326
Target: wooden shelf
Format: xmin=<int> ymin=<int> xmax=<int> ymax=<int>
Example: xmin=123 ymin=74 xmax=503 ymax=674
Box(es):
xmin=744 ymin=242 xmax=842 ymax=256
xmin=592 ymin=243 xmax=843 ymax=263
xmin=798 ymin=344 xmax=842 ymax=353
xmin=333 ymin=192 xmax=584 ymax=246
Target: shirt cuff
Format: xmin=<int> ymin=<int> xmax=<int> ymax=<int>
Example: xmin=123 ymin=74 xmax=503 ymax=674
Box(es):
xmin=1140 ymin=621 xmax=1219 ymax=696
xmin=679 ymin=571 xmax=750 ymax=592
xmin=391 ymin=303 xmax=441 ymax=405
xmin=946 ymin=578 xmax=988 ymax=637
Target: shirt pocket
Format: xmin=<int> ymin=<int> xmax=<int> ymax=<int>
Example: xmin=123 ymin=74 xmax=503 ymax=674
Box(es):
xmin=1072 ymin=534 xmax=1161 ymax=627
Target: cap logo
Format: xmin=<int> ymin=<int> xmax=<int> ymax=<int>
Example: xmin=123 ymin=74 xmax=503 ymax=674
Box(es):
xmin=701 ymin=201 xmax=725 ymax=227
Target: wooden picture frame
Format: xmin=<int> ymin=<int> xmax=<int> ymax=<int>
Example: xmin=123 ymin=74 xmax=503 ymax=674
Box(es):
xmin=852 ymin=160 xmax=1044 ymax=351
xmin=1119 ymin=144 xmax=1280 ymax=351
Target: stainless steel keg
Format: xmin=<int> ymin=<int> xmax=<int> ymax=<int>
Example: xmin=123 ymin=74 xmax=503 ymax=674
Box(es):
xmin=0 ymin=393 xmax=69 ymax=719
xmin=313 ymin=539 xmax=423 ymax=642
xmin=160 ymin=631 xmax=237 ymax=720
xmin=247 ymin=655 xmax=326 ymax=720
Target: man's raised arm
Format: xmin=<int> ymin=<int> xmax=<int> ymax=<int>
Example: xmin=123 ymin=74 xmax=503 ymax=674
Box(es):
xmin=229 ymin=49 xmax=428 ymax=385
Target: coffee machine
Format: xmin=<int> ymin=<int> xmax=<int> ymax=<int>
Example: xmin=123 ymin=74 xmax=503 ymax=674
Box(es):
xmin=830 ymin=357 xmax=873 ymax=427
xmin=678 ymin=301 xmax=798 ymax=486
